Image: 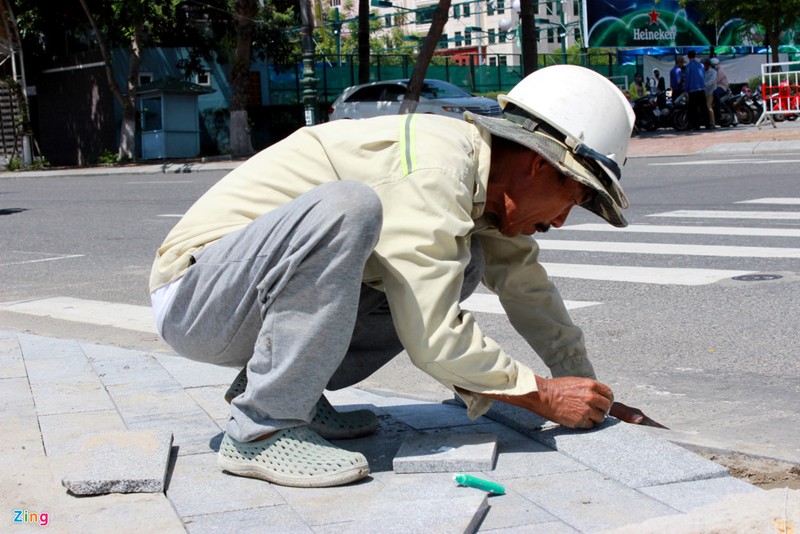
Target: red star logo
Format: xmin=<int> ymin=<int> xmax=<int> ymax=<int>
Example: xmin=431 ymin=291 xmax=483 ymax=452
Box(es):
xmin=648 ymin=7 xmax=660 ymax=25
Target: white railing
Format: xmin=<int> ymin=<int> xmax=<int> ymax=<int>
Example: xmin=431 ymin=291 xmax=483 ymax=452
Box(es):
xmin=757 ymin=61 xmax=800 ymax=128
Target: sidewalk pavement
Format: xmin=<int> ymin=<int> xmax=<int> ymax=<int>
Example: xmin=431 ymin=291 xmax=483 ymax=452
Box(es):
xmin=2 ymin=329 xmax=798 ymax=533
xmin=3 ymin=120 xmax=800 ymax=181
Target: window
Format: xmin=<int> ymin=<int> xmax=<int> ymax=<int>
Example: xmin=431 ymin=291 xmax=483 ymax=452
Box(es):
xmin=547 ymin=28 xmax=554 ymax=43
xmin=499 ymin=30 xmax=507 ymax=43
xmin=488 ymin=28 xmax=496 ymax=44
xmin=453 ymin=4 xmax=460 ymax=18
xmin=465 ymin=29 xmax=472 ymax=46
xmin=138 ymin=72 xmax=153 ymax=86
xmin=464 ymin=3 xmax=470 ymax=16
xmin=489 ymin=57 xmax=497 ymax=66
xmin=499 ymin=55 xmax=507 ymax=66
xmin=416 ymin=6 xmax=435 ymax=24
xmin=455 ymin=31 xmax=463 ymax=46
xmin=438 ymin=33 xmax=449 ymax=48
xmin=195 ymin=71 xmax=211 ymax=86
xmin=140 ymin=97 xmax=162 ymax=131
xmin=497 ymin=0 xmax=505 ymax=14
xmin=573 ymin=0 xmax=579 ymax=16
xmin=574 ymin=28 xmax=580 ymax=43
xmin=385 ymin=14 xmax=392 ymax=26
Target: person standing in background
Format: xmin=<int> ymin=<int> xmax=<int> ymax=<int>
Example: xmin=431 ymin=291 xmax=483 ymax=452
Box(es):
xmin=684 ymin=51 xmax=706 ymax=130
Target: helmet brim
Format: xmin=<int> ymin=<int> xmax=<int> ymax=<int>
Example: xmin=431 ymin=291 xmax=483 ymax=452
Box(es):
xmin=466 ymin=111 xmax=628 ymax=228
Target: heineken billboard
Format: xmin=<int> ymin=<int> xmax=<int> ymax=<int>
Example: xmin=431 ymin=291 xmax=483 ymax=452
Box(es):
xmin=584 ymin=0 xmax=715 ymax=48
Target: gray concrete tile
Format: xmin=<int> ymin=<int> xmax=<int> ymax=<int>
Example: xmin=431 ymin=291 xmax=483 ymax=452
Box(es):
xmin=105 ymin=381 xmax=223 ymax=456
xmin=152 ymin=352 xmax=240 ymax=388
xmin=39 ymin=410 xmax=128 ymax=456
xmin=480 ymin=520 xmax=579 ymax=533
xmin=185 ymin=384 xmax=232 ymax=423
xmin=0 ymin=376 xmax=35 ymax=410
xmin=0 ymin=336 xmax=25 ymax=378
xmin=29 ymin=379 xmax=116 ymax=416
xmin=24 ymin=353 xmax=97 ymax=384
xmin=16 ymin=333 xmax=86 ymax=361
xmin=531 ymin=419 xmax=729 ymax=488
xmin=167 ymin=452 xmax=285 ymax=517
xmin=60 ymin=429 xmax=173 ymax=495
xmin=456 ymin=395 xmax=550 ymax=436
xmin=476 ymin=491 xmax=560 ymax=532
xmin=314 ymin=494 xmax=489 ymax=534
xmin=492 ymin=440 xmax=589 ymax=480
xmin=184 ymin=504 xmax=313 ymax=534
xmin=639 ymin=476 xmax=762 ymax=513
xmin=272 ymin=477 xmax=387 ymax=527
xmin=393 ymin=432 xmax=498 ymax=473
xmin=384 ymin=402 xmax=488 ymax=430
xmin=507 ymin=469 xmax=678 ymax=532
xmin=81 ymin=343 xmax=178 ymax=388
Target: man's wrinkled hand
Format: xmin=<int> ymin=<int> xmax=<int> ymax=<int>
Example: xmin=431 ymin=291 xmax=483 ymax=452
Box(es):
xmin=609 ymin=401 xmax=669 ymax=429
xmin=529 ymin=376 xmax=614 ymax=429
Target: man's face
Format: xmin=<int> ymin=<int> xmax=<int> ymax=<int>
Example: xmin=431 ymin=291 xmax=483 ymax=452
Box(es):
xmin=489 ymin=154 xmax=594 ymax=237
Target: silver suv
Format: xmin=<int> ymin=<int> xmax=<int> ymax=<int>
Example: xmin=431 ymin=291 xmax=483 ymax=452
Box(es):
xmin=328 ymin=79 xmax=502 ymax=121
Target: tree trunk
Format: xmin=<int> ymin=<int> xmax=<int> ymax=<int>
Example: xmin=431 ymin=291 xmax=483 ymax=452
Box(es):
xmin=118 ymin=24 xmax=143 ymax=161
xmin=399 ymin=0 xmax=451 ymax=114
xmin=229 ymin=0 xmax=257 ymax=156
xmin=358 ymin=0 xmax=370 ymax=84
xmin=78 ymin=0 xmax=133 ymax=162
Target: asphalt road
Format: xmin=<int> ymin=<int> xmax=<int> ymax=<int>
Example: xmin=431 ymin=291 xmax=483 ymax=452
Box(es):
xmin=1 ymin=153 xmax=798 ymax=462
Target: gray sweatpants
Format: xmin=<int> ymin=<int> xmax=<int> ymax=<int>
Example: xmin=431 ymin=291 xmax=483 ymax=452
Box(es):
xmin=161 ymin=180 xmax=482 ymax=442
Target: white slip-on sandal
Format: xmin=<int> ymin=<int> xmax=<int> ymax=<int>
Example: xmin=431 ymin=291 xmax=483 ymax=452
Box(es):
xmin=217 ymin=426 xmax=370 ymax=488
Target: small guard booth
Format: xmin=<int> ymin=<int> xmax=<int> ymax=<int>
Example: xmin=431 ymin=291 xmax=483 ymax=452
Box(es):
xmin=137 ymin=77 xmax=214 ymax=160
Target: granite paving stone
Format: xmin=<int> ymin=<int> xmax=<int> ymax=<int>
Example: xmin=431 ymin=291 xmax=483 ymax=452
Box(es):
xmin=638 ymin=476 xmax=763 ymax=512
xmin=531 ymin=419 xmax=730 ymax=488
xmin=39 ymin=410 xmax=128 ymax=456
xmin=272 ymin=477 xmax=388 ymax=527
xmin=474 ymin=491 xmax=562 ymax=532
xmin=152 ymin=352 xmax=240 ymax=388
xmin=167 ymin=452 xmax=285 ymax=517
xmin=60 ymin=429 xmax=173 ymax=495
xmin=383 ymin=402 xmax=488 ymax=430
xmin=0 ymin=336 xmax=25 ymax=378
xmin=183 ymin=504 xmax=314 ymax=534
xmin=313 ymin=494 xmax=489 ymax=534
xmin=393 ymin=432 xmax=498 ymax=473
xmin=105 ymin=381 xmax=224 ymax=455
xmin=29 ymin=379 xmax=115 ymax=416
xmin=81 ymin=343 xmax=181 ymax=388
xmin=0 ymin=375 xmax=36 ymax=410
xmin=507 ymin=469 xmax=679 ymax=532
xmin=185 ymin=384 xmax=234 ymax=425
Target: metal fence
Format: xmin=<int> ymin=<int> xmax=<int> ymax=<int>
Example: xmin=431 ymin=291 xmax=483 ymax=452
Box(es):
xmin=266 ymin=51 xmax=623 ymax=105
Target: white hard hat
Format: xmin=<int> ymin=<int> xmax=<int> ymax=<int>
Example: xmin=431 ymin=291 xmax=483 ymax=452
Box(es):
xmin=466 ymin=65 xmax=634 ymax=227
xmin=710 ymin=57 xmax=720 ymax=66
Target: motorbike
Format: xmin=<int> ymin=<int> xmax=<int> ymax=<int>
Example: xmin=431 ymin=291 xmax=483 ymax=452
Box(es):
xmin=732 ymin=87 xmax=764 ymax=125
xmin=715 ymin=90 xmax=738 ymax=127
xmin=671 ymin=92 xmax=690 ymax=131
xmin=632 ymin=92 xmax=672 ymax=131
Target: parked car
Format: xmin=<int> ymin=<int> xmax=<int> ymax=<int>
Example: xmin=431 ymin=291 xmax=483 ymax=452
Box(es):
xmin=328 ymin=78 xmax=502 ymax=121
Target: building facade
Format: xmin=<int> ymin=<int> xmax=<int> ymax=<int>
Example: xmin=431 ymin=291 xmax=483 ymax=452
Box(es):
xmin=370 ymin=0 xmax=583 ymax=66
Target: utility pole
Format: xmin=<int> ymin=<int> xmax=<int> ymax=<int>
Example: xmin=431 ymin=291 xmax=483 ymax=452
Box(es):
xmin=299 ymin=0 xmax=318 ymax=126
xmin=518 ymin=0 xmax=538 ymax=74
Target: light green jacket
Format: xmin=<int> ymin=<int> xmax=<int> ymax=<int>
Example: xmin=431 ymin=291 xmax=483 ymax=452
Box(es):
xmin=150 ymin=114 xmax=595 ymax=418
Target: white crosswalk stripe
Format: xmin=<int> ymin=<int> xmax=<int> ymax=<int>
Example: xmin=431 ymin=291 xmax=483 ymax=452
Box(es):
xmin=3 ymin=198 xmax=797 ymax=324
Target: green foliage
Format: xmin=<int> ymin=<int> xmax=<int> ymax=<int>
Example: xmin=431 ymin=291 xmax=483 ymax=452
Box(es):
xmin=5 ymin=156 xmax=22 ymax=171
xmin=95 ymin=150 xmax=119 ymax=165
